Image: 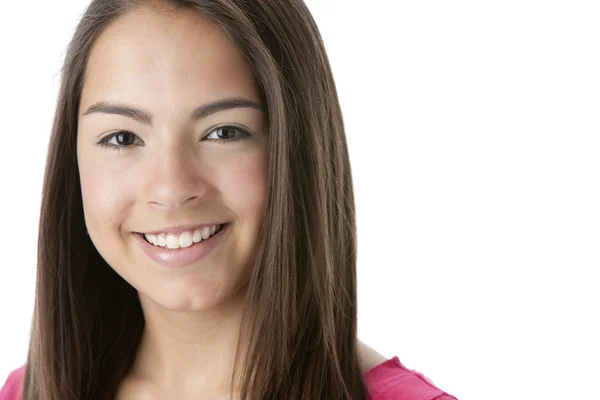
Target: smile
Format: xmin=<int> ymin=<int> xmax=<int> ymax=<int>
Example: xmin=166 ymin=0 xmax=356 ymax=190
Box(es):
xmin=143 ymin=223 xmax=224 ymax=249
xmin=133 ymin=223 xmax=230 ymax=268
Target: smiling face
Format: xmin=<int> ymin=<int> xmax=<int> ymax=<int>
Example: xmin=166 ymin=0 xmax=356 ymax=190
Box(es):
xmin=76 ymin=6 xmax=268 ymax=312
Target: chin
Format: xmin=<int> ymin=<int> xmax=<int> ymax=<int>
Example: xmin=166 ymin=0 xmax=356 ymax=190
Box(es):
xmin=139 ymin=278 xmax=249 ymax=313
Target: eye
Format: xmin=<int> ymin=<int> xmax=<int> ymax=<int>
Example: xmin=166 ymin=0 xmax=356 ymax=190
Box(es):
xmin=98 ymin=131 xmax=144 ymax=149
xmin=205 ymin=126 xmax=251 ymax=142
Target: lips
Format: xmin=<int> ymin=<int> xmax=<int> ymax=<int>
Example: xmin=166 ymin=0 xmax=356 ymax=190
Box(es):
xmin=133 ymin=223 xmax=230 ymax=268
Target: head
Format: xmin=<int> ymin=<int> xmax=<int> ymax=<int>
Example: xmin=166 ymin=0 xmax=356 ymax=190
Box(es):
xmin=77 ymin=4 xmax=268 ymax=314
xmin=26 ymin=1 xmax=364 ymax=399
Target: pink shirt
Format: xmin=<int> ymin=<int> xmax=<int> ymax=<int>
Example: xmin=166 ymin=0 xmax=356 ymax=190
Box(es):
xmin=1 ymin=356 xmax=457 ymax=399
xmin=363 ymin=356 xmax=457 ymax=400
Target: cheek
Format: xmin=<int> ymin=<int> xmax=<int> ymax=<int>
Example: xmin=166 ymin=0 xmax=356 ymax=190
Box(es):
xmin=219 ymin=152 xmax=267 ymax=222
xmin=79 ymin=160 xmax=135 ymax=231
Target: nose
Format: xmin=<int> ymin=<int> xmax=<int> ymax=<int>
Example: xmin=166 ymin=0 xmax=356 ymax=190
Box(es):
xmin=142 ymin=143 xmax=207 ymax=210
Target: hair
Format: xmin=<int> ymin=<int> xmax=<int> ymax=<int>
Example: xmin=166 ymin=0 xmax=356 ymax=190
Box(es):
xmin=24 ymin=0 xmax=364 ymax=398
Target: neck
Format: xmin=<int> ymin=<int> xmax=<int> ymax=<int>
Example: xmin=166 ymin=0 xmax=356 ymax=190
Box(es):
xmin=130 ymin=287 xmax=248 ymax=397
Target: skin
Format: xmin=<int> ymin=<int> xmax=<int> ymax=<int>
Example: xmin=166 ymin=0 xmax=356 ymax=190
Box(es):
xmin=76 ymin=5 xmax=384 ymax=399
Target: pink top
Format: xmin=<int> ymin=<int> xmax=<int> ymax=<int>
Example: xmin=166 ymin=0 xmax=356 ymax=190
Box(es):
xmin=363 ymin=356 xmax=457 ymax=400
xmin=1 ymin=357 xmax=457 ymax=399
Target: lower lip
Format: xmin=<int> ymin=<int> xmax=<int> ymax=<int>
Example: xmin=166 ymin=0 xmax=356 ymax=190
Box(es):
xmin=133 ymin=224 xmax=229 ymax=268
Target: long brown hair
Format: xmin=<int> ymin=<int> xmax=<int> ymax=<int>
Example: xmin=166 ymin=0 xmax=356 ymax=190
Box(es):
xmin=24 ymin=0 xmax=364 ymax=398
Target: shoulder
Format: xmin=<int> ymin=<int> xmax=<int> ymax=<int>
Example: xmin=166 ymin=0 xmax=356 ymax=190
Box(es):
xmin=359 ymin=342 xmax=457 ymax=400
xmin=358 ymin=340 xmax=389 ymax=373
xmin=0 ymin=365 xmax=25 ymax=400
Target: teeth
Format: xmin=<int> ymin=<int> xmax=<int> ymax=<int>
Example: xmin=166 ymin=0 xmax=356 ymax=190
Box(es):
xmin=192 ymin=229 xmax=202 ymax=243
xmin=143 ymin=224 xmax=223 ymax=249
xmin=179 ymin=231 xmax=193 ymax=248
xmin=166 ymin=235 xmax=179 ymax=249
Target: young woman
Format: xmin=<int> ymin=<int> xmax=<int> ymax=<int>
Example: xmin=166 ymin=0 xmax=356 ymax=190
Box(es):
xmin=0 ymin=0 xmax=456 ymax=399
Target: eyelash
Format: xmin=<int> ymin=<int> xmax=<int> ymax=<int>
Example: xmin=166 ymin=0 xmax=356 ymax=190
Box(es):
xmin=97 ymin=125 xmax=252 ymax=150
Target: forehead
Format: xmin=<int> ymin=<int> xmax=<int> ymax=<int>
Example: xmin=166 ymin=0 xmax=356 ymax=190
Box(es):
xmin=80 ymin=6 xmax=259 ymax=116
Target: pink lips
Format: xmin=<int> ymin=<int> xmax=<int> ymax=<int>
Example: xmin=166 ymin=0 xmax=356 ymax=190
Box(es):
xmin=133 ymin=223 xmax=229 ymax=268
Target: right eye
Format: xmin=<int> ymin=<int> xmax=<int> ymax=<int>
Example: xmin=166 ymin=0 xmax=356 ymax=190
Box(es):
xmin=98 ymin=131 xmax=144 ymax=149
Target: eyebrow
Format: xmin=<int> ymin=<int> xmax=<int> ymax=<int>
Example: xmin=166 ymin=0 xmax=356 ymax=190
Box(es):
xmin=82 ymin=97 xmax=264 ymax=126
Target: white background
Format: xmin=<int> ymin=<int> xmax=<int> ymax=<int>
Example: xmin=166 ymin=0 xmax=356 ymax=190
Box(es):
xmin=1 ymin=1 xmax=599 ymax=399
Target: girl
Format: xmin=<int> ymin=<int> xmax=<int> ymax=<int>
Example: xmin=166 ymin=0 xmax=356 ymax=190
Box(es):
xmin=1 ymin=1 xmax=456 ymax=399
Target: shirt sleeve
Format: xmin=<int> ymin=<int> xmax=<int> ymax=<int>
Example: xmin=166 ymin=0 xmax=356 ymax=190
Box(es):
xmin=0 ymin=366 xmax=25 ymax=400
xmin=369 ymin=371 xmax=458 ymax=400
xmin=432 ymin=395 xmax=459 ymax=400
xmin=365 ymin=356 xmax=458 ymax=400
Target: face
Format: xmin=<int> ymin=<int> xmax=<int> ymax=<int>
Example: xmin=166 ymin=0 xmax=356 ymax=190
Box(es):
xmin=76 ymin=6 xmax=268 ymax=312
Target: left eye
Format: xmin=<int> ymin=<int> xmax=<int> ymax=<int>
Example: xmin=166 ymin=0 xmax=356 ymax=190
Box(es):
xmin=205 ymin=126 xmax=250 ymax=141
xmin=98 ymin=130 xmax=144 ymax=149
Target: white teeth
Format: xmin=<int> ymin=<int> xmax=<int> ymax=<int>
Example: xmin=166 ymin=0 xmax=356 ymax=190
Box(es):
xmin=145 ymin=234 xmax=157 ymax=245
xmin=179 ymin=231 xmax=193 ymax=248
xmin=193 ymin=229 xmax=203 ymax=243
xmin=143 ymin=224 xmax=223 ymax=249
xmin=166 ymin=235 xmax=179 ymax=249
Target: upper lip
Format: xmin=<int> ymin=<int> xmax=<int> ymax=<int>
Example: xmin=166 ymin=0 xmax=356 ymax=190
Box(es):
xmin=140 ymin=222 xmax=228 ymax=236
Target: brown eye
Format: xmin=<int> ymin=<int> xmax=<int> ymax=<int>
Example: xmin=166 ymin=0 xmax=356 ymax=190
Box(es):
xmin=205 ymin=126 xmax=251 ymax=142
xmin=113 ymin=132 xmax=137 ymax=146
xmin=99 ymin=131 xmax=143 ymax=149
